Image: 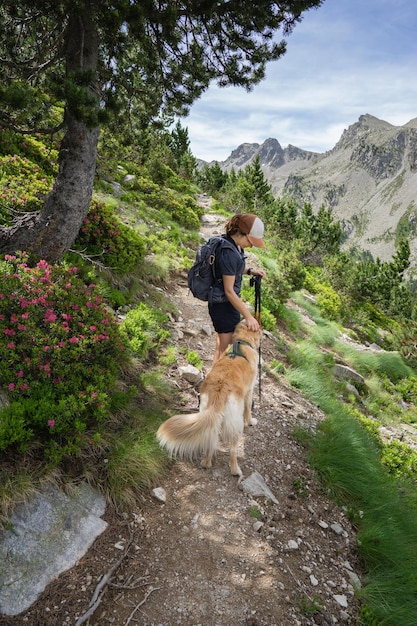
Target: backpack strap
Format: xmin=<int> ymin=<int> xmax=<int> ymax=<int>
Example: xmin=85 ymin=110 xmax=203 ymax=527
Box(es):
xmin=212 ymin=236 xmax=242 ymax=282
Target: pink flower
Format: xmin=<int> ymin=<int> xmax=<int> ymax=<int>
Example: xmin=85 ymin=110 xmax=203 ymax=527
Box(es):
xmin=7 ymin=342 xmax=15 ymax=349
xmin=48 ymin=420 xmax=55 ymax=428
xmin=10 ymin=314 xmax=18 ymax=323
xmin=91 ymin=391 xmax=98 ymax=399
xmin=69 ymin=336 xmax=79 ymax=343
xmin=17 ymin=324 xmax=26 ymax=331
xmin=17 ymin=370 xmax=24 ymax=378
xmin=44 ymin=309 xmax=57 ymax=323
xmin=20 ymin=384 xmax=28 ymax=391
xmin=8 ymin=383 xmax=15 ymax=391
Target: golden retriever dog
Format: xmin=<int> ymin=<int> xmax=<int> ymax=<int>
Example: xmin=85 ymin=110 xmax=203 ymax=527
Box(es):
xmin=156 ymin=320 xmax=261 ymax=477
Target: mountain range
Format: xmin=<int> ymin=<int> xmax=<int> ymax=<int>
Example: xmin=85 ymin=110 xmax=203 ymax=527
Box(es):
xmin=214 ymin=114 xmax=417 ymax=264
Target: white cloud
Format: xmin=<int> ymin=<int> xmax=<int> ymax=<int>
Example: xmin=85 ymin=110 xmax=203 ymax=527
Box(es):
xmin=184 ymin=0 xmax=417 ymax=162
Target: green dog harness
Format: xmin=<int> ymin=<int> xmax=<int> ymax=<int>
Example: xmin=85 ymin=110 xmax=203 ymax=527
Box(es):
xmin=226 ymin=340 xmax=253 ymax=362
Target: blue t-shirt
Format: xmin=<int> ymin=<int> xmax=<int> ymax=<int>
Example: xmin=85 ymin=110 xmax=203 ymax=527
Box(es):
xmin=211 ymin=236 xmax=245 ymax=303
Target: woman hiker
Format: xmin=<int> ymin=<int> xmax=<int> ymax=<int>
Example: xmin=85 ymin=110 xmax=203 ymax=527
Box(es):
xmin=208 ymin=213 xmax=266 ymax=364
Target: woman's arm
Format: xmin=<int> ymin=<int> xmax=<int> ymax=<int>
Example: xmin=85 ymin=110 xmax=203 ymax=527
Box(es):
xmin=222 ymin=274 xmax=260 ymax=331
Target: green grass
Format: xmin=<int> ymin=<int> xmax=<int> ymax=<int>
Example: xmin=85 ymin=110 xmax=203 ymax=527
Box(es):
xmin=309 ymin=410 xmax=417 ymax=625
xmin=335 ymin=343 xmax=414 ymax=382
xmin=284 ymin=310 xmax=417 ymax=625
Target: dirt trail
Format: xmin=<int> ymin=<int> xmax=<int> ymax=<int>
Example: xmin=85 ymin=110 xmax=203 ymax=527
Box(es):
xmin=0 ymin=209 xmax=362 ymax=626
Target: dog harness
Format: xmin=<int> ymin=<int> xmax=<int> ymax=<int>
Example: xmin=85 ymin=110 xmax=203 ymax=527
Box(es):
xmin=226 ymin=340 xmax=253 ymax=362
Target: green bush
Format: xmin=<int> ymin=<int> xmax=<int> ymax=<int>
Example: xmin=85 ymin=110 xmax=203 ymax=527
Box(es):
xmin=395 ymin=376 xmax=417 ymax=403
xmin=73 ymin=200 xmax=145 ymax=274
xmin=258 ymin=308 xmax=276 ymax=332
xmin=122 ymin=174 xmax=202 ymax=230
xmin=121 ymin=303 xmax=170 ymax=359
xmin=304 ymin=271 xmax=342 ymax=320
xmin=0 ymin=254 xmax=127 ymax=460
xmin=185 ymin=350 xmax=203 ymax=369
xmin=0 ymin=154 xmax=54 ymax=220
xmin=381 ymin=439 xmax=417 ymax=480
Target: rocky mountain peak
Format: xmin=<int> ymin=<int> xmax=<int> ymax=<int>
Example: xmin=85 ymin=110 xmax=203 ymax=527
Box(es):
xmin=257 ymin=138 xmax=284 ymax=168
xmin=216 ymin=115 xmax=417 ymax=265
xmin=226 ymin=142 xmax=260 ymax=168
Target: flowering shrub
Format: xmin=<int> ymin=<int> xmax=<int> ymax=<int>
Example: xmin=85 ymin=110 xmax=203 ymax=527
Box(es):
xmin=0 ymin=254 xmax=127 ymax=460
xmin=73 ymin=201 xmax=145 ymax=274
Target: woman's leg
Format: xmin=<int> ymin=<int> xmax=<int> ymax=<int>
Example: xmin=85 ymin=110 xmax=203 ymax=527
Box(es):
xmin=213 ymin=331 xmax=233 ymax=363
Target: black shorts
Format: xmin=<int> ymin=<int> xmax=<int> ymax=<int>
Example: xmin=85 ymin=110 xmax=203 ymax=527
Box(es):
xmin=208 ymin=300 xmax=240 ymax=334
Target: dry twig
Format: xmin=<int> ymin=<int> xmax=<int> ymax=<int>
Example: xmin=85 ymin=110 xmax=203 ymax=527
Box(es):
xmin=74 ymin=537 xmax=133 ymax=626
xmin=123 ymin=586 xmax=161 ymax=626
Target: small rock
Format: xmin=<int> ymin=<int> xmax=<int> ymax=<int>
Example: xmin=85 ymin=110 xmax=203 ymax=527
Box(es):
xmin=253 ymin=521 xmax=264 ymax=532
xmin=344 ymin=569 xmax=362 ymax=589
xmin=333 ymin=594 xmax=348 ymax=608
xmin=239 ymin=471 xmax=279 ymax=504
xmin=152 ymin=488 xmax=166 ymax=503
xmin=178 ymin=364 xmax=201 ymax=383
xmin=330 ymin=522 xmax=344 ymax=535
xmin=287 ymin=540 xmax=299 ymax=550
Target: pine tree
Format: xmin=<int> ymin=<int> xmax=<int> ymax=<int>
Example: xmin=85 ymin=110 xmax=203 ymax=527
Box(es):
xmin=244 ymin=155 xmax=274 ymax=210
xmin=0 ymin=0 xmax=323 ymax=261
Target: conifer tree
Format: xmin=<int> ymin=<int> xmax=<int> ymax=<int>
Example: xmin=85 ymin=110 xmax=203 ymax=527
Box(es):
xmin=0 ymin=1 xmax=323 ymax=261
xmin=245 ymin=155 xmax=274 ymax=209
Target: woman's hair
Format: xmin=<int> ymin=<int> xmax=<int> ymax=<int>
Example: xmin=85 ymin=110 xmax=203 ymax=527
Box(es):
xmin=225 ymin=215 xmax=245 ymax=237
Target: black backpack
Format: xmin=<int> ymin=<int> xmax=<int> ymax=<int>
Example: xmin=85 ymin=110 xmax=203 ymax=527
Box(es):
xmin=187 ymin=236 xmax=236 ymax=302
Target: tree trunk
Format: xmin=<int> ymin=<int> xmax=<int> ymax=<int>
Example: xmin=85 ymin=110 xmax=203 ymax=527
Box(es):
xmin=0 ymin=6 xmax=99 ymax=264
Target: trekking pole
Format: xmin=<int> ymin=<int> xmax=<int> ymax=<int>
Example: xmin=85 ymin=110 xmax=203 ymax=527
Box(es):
xmin=250 ymin=275 xmax=262 ymax=402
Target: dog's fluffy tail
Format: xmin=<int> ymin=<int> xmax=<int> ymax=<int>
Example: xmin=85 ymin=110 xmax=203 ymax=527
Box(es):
xmin=156 ymin=406 xmax=220 ymax=461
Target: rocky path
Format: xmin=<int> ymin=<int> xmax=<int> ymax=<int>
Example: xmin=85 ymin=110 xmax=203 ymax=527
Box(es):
xmin=0 ymin=211 xmax=362 ymax=626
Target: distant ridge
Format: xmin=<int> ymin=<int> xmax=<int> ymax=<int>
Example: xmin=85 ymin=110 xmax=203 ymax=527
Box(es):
xmin=209 ymin=114 xmax=417 ymax=264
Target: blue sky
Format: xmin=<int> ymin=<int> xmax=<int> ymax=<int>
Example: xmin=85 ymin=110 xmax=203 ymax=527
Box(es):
xmin=183 ymin=0 xmax=417 ymax=162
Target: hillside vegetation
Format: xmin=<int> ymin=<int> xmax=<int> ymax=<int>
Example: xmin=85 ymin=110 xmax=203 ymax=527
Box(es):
xmin=2 ymin=123 xmax=417 ymax=624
